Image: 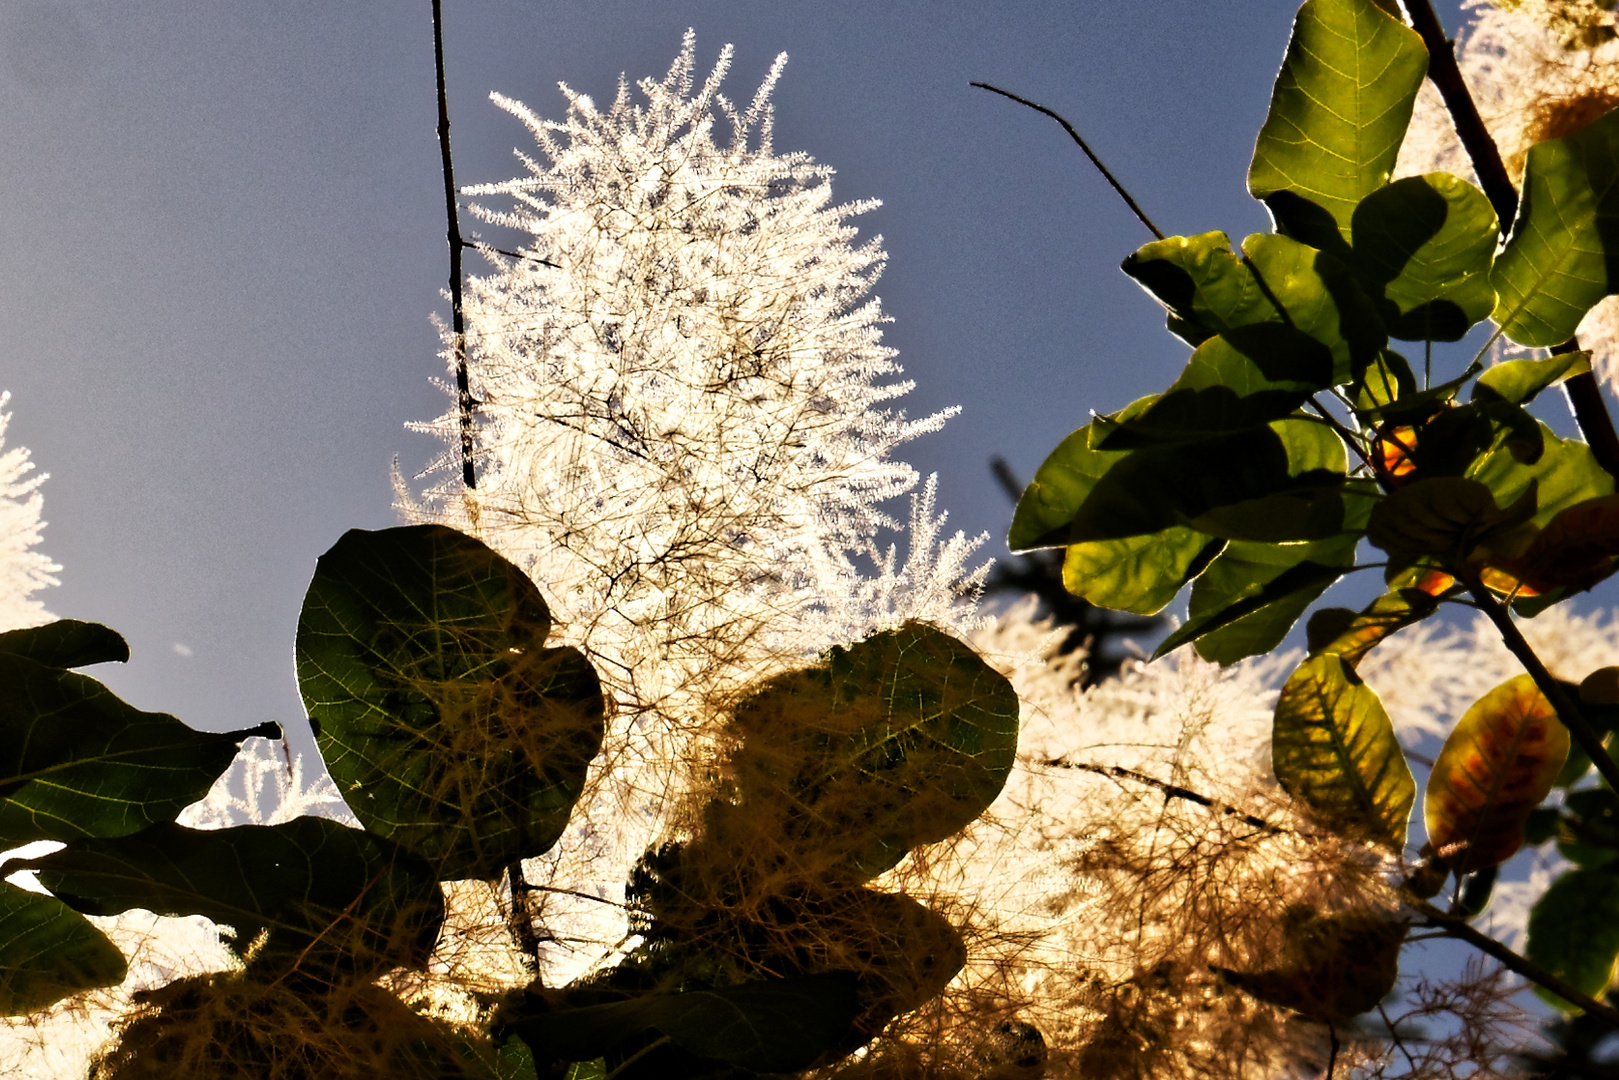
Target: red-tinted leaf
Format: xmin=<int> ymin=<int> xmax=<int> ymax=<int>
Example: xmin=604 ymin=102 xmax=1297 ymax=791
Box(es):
xmin=1426 ymin=675 xmax=1570 ymax=873
xmin=1505 ymin=494 xmax=1619 ymax=592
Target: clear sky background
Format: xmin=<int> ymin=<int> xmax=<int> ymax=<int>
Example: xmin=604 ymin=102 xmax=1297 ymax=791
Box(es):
xmin=0 ymin=0 xmax=1575 ymax=749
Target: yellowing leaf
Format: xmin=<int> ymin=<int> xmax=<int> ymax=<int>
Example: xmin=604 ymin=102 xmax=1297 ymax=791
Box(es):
xmin=1504 ymin=494 xmax=1619 ymax=593
xmin=1273 ymin=655 xmax=1414 ymax=848
xmin=1426 ymin=675 xmax=1570 ymax=874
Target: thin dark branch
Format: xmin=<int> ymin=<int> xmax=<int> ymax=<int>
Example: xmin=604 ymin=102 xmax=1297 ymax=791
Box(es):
xmin=1463 ymin=575 xmax=1619 ymax=795
xmin=505 ymin=860 xmax=541 ymax=974
xmin=1560 ymin=335 xmax=1619 ymax=480
xmin=433 ymin=0 xmax=476 ymax=490
xmin=464 ymin=238 xmax=561 ymax=269
xmin=1045 ymin=759 xmax=1283 ymax=833
xmin=1410 ymin=895 xmax=1619 ymax=1029
xmin=1398 ymin=0 xmax=1517 ymax=226
xmin=971 ymin=82 xmax=1166 ymax=241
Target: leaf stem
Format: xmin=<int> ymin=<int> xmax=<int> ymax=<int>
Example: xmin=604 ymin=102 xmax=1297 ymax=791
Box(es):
xmin=433 ymin=0 xmax=476 ymax=490
xmin=1462 ymin=575 xmax=1619 ymax=794
xmin=1407 ymin=895 xmax=1619 ymax=1028
xmin=506 ymin=859 xmax=542 ymax=974
xmin=971 ymin=82 xmax=1166 ymax=241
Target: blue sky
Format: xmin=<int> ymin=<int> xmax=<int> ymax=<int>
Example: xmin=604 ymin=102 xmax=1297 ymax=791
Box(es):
xmin=1 ymin=0 xmax=1566 ymax=743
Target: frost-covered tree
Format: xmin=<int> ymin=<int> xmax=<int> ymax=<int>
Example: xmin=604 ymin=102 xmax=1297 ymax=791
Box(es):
xmin=0 ymin=392 xmax=58 ymax=631
xmin=405 ymin=33 xmax=987 ymax=983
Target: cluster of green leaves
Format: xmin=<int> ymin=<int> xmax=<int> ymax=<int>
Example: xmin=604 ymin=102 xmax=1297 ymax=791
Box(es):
xmin=2 ymin=524 xmax=1018 ymax=1079
xmin=1012 ymin=0 xmax=1619 ymax=1021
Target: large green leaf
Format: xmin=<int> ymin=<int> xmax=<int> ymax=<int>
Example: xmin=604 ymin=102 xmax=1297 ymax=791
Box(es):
xmin=0 ymin=652 xmax=279 ymax=845
xmin=1061 ymin=527 xmax=1222 ymax=616
xmin=1096 ymin=324 xmax=1332 ymax=448
xmin=1474 ymin=351 xmax=1592 ymax=406
xmin=1426 ymin=675 xmax=1570 ymax=873
xmin=296 ymin=525 xmax=606 ymax=880
xmin=1366 ymin=477 xmax=1537 ymax=566
xmin=0 ymin=880 xmax=127 ymax=1015
xmin=1162 ymin=498 xmax=1366 ymax=666
xmin=26 ymin=818 xmax=445 ymax=978
xmin=508 ymin=974 xmax=862 ymax=1075
xmin=1527 ymin=867 xmax=1619 ymax=1009
xmin=1012 ymin=412 xmax=1350 ymax=552
xmin=1349 ymin=173 xmax=1498 ymax=341
xmin=1467 ymin=421 xmax=1616 ymax=530
xmin=0 ymin=620 xmax=128 ymax=669
xmin=1493 ymin=107 xmax=1619 ymax=346
xmin=1120 ymin=231 xmax=1384 ymax=383
xmin=722 ymin=622 xmax=1019 ymax=881
xmin=1272 ymin=654 xmax=1415 ymax=848
xmin=1248 ymin=0 xmax=1428 ymax=252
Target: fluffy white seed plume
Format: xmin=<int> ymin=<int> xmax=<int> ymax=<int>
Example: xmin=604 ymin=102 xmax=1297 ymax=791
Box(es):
xmin=0 ymin=392 xmax=58 ymax=631
xmin=404 ymin=33 xmax=986 ymax=984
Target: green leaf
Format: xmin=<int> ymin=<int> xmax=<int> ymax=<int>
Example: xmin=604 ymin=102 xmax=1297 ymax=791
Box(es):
xmin=1096 ymin=324 xmax=1332 ymax=448
xmin=1008 ymin=422 xmax=1127 ymax=552
xmin=1493 ymin=106 xmax=1619 ymax=346
xmin=1527 ymin=867 xmax=1619 ymax=1008
xmin=1353 ymin=349 xmax=1417 ymax=412
xmin=1272 ymin=654 xmax=1415 ymax=848
xmin=1248 ymin=0 xmax=1428 ymax=253
xmin=0 ymin=620 xmax=128 ymax=669
xmin=725 ymin=622 xmax=1019 ymax=881
xmin=1061 ymin=527 xmax=1222 ymax=616
xmin=1166 ymin=510 xmax=1364 ymax=666
xmin=0 ymin=652 xmax=279 ymax=845
xmin=1474 ymin=351 xmax=1592 ymax=405
xmin=26 ymin=818 xmax=445 ymax=978
xmin=508 ymin=974 xmax=863 ymax=1075
xmin=296 ymin=525 xmax=606 ymax=880
xmin=1557 ymin=788 xmax=1619 ymax=867
xmin=0 ymin=880 xmax=127 ymax=1015
xmin=1120 ymin=231 xmax=1385 ymax=383
xmin=1426 ymin=675 xmax=1570 ymax=873
xmin=1468 ymin=422 xmax=1616 ymax=530
xmin=1349 ymin=173 xmax=1498 ymax=340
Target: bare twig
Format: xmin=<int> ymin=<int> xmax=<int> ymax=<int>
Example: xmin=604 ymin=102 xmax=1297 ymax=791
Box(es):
xmin=433 ymin=0 xmax=476 ymax=490
xmin=1044 ymin=759 xmax=1283 ymax=833
xmin=1409 ymin=896 xmax=1619 ymax=1028
xmin=972 ymin=82 xmax=1166 ymax=241
xmin=1559 ymin=334 xmax=1619 ymax=480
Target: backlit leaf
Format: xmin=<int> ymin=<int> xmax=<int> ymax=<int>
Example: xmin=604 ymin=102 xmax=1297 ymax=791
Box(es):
xmin=1527 ymin=867 xmax=1619 ymax=1009
xmin=0 ymin=880 xmax=126 ymax=1015
xmin=1493 ymin=106 xmax=1619 ymax=346
xmin=1349 ymin=173 xmax=1498 ymax=340
xmin=1467 ymin=421 xmax=1615 ymax=531
xmin=26 ymin=818 xmax=446 ymax=978
xmin=1061 ymin=527 xmax=1222 ymax=616
xmin=1426 ymin=675 xmax=1570 ymax=873
xmin=296 ymin=525 xmax=606 ymax=880
xmin=1474 ymin=351 xmax=1592 ymax=405
xmin=1214 ymin=907 xmax=1404 ymax=1021
xmin=724 ymin=622 xmax=1019 ymax=881
xmin=1273 ymin=654 xmax=1414 ymax=848
xmin=1248 ymin=0 xmax=1427 ymax=252
xmin=1306 ymin=584 xmax=1441 ymax=669
xmin=0 ymin=620 xmax=128 ymax=669
xmin=1120 ymin=231 xmax=1384 ymax=383
xmin=1501 ymin=493 xmax=1619 ymax=592
xmin=1365 ymin=476 xmax=1536 ymax=563
xmin=0 ymin=652 xmax=279 ymax=845
xmin=1095 ymin=324 xmax=1331 ymax=447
